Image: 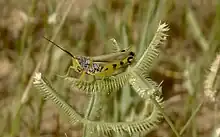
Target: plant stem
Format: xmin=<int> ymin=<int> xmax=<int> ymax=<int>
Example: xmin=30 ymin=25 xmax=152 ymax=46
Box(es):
xmin=150 ymin=96 xmax=181 ymax=137
xmin=180 ymin=101 xmax=203 ymax=135
xmin=83 ymin=94 xmax=96 ymax=137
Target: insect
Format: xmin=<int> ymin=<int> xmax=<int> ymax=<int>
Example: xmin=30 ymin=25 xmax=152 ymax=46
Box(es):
xmin=43 ymin=36 xmax=135 ymax=80
xmin=93 ymin=51 xmax=135 ymax=78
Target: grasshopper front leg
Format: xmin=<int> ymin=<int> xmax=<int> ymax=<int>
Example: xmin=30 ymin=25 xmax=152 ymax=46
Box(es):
xmin=56 ymin=66 xmax=75 ymax=78
xmin=79 ymin=71 xmax=86 ymax=80
xmin=57 ymin=65 xmax=87 ymax=80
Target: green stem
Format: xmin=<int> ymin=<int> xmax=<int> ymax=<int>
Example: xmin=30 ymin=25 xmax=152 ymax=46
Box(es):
xmin=36 ymin=98 xmax=45 ymax=133
xmin=180 ymin=101 xmax=203 ymax=135
xmin=83 ymin=94 xmax=96 ymax=137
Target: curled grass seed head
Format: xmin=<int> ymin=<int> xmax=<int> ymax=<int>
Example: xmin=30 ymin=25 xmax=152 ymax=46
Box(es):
xmin=204 ymin=54 xmax=220 ymax=102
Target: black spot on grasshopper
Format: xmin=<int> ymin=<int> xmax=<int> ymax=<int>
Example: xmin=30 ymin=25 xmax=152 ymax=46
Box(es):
xmin=127 ymin=56 xmax=134 ymax=64
xmin=112 ymin=64 xmax=117 ymax=69
xmin=120 ymin=61 xmax=124 ymax=65
xmin=99 ymin=66 xmax=104 ymax=72
xmin=105 ymin=68 xmax=109 ymax=71
xmin=129 ymin=51 xmax=135 ymax=56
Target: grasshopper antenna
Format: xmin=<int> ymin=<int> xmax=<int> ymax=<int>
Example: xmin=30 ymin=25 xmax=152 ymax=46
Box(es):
xmin=43 ymin=36 xmax=75 ymax=58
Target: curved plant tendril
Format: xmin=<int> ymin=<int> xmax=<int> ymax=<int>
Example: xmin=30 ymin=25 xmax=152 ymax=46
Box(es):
xmin=33 ymin=72 xmax=164 ymax=135
xmin=134 ymin=22 xmax=169 ymax=75
xmin=65 ymin=72 xmax=130 ymax=95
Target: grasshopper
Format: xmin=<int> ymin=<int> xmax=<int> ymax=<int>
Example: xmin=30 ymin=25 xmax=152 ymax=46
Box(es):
xmin=43 ymin=36 xmax=135 ymax=80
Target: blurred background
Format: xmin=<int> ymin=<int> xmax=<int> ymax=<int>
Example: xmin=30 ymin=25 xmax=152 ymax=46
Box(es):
xmin=0 ymin=0 xmax=220 ymax=137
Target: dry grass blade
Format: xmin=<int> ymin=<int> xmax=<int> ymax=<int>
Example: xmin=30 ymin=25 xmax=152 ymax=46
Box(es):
xmin=104 ymin=38 xmax=121 ymax=53
xmin=21 ymin=0 xmax=75 ymax=104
